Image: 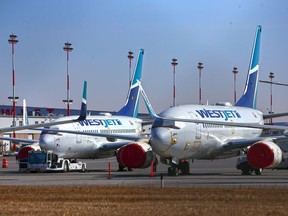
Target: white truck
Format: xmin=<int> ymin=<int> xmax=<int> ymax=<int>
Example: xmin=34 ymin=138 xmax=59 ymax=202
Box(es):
xmin=27 ymin=150 xmax=86 ymax=172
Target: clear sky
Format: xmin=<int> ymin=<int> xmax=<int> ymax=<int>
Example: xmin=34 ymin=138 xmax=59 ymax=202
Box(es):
xmin=0 ymin=0 xmax=287 ymax=119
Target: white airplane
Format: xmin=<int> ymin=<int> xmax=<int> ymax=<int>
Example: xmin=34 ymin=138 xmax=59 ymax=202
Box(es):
xmin=140 ymin=25 xmax=288 ymax=176
xmin=5 ymin=49 xmax=156 ymax=170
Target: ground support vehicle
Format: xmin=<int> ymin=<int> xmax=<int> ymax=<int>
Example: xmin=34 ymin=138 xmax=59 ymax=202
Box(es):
xmin=27 ymin=150 xmax=86 ymax=172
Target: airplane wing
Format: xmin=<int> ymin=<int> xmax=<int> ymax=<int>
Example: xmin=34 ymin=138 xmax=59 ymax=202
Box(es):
xmin=39 ymin=128 xmax=148 ymax=142
xmin=263 ymin=112 xmax=288 ymax=120
xmin=0 ymin=137 xmax=38 ymax=144
xmin=0 ymin=80 xmax=87 ymax=134
xmin=219 ymin=135 xmax=288 ymax=154
xmin=156 ymin=116 xmax=288 ymax=131
xmin=98 ymin=141 xmax=139 ymax=151
xmin=0 ymin=118 xmax=82 ymax=134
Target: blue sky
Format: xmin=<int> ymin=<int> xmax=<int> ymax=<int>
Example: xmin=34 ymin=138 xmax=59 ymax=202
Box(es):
xmin=0 ymin=0 xmax=288 ymax=118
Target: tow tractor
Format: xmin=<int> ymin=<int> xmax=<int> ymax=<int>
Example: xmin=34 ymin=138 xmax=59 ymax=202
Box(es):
xmin=27 ymin=150 xmax=86 ymax=172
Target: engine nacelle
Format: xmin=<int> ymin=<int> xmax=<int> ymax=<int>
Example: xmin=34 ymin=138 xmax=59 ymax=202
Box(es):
xmin=116 ymin=142 xmax=154 ymax=169
xmin=17 ymin=144 xmax=40 ymax=161
xmin=247 ymin=141 xmax=283 ymax=169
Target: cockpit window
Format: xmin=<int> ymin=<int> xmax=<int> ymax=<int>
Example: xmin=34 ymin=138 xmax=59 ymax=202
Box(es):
xmin=152 ymin=119 xmax=180 ymax=129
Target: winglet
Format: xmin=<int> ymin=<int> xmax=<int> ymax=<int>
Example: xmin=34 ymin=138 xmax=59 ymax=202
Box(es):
xmin=78 ymin=80 xmax=87 ymax=121
xmin=139 ymin=83 xmax=159 ymax=119
xmin=117 ymin=49 xmax=144 ymax=117
xmin=235 ymin=25 xmax=262 ymax=109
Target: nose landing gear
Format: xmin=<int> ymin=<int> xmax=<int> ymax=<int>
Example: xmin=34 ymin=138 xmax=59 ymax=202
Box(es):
xmin=167 ymin=159 xmax=190 ymax=176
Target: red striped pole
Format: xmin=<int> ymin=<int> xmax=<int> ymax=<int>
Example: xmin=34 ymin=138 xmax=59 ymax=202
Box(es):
xmin=8 ymin=34 xmax=19 ymax=151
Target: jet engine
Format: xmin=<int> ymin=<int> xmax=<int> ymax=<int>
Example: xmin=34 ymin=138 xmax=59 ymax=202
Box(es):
xmin=17 ymin=144 xmax=40 ymax=161
xmin=247 ymin=141 xmax=282 ymax=169
xmin=116 ymin=143 xmax=154 ymax=169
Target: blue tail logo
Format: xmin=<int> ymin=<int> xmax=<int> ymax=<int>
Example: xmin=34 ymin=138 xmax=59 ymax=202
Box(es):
xmin=117 ymin=49 xmax=144 ymax=117
xmin=78 ymin=80 xmax=87 ymax=121
xmin=235 ymin=25 xmax=261 ymax=109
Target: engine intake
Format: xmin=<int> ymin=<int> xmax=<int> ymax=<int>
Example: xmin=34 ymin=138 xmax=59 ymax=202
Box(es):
xmin=247 ymin=141 xmax=282 ymax=169
xmin=116 ymin=143 xmax=153 ymax=169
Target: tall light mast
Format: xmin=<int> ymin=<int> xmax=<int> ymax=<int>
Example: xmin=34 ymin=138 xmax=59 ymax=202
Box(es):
xmin=171 ymin=58 xmax=178 ymax=107
xmin=8 ymin=34 xmax=19 ymax=151
xmin=63 ymin=42 xmax=73 ymax=116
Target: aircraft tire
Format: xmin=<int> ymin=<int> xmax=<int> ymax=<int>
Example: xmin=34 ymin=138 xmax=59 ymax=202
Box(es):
xmin=238 ymin=161 xmax=253 ymax=175
xmin=168 ymin=166 xmax=179 ymax=176
xmin=63 ymin=161 xmax=69 ymax=173
xmin=255 ymin=168 xmax=262 ymax=175
xmin=81 ymin=164 xmax=86 ymax=172
xmin=118 ymin=164 xmax=127 ymax=172
xmin=179 ymin=161 xmax=190 ymax=175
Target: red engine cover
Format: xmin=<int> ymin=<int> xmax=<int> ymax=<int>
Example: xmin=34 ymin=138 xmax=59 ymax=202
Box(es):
xmin=18 ymin=146 xmax=35 ymax=161
xmin=247 ymin=142 xmax=276 ymax=169
xmin=117 ymin=143 xmax=147 ymax=168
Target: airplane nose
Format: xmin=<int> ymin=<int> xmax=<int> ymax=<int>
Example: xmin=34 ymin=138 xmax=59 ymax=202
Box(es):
xmin=151 ymin=127 xmax=173 ymax=155
xmin=39 ymin=134 xmax=54 ymax=149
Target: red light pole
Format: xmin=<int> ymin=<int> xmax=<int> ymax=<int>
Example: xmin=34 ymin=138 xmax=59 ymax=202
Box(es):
xmin=171 ymin=58 xmax=178 ymax=107
xmin=63 ymin=42 xmax=73 ymax=116
xmin=128 ymin=51 xmax=134 ymax=87
xmin=197 ymin=62 xmax=204 ymax=104
xmin=232 ymin=67 xmax=238 ymax=104
xmin=8 ymin=34 xmax=19 ymax=151
xmin=269 ymin=72 xmax=274 ymax=124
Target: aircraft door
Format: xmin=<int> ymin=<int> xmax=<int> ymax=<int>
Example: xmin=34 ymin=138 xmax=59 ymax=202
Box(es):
xmin=188 ymin=112 xmax=202 ymax=140
xmin=195 ymin=123 xmax=202 ymax=139
xmin=74 ymin=124 xmax=82 ymax=143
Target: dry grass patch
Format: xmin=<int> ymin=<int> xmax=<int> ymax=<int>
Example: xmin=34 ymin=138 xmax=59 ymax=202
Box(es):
xmin=0 ymin=186 xmax=287 ymax=215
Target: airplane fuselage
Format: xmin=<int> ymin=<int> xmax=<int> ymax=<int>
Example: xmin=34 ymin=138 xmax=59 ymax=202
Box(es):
xmin=39 ymin=115 xmax=143 ymax=159
xmin=150 ymin=104 xmax=263 ymax=160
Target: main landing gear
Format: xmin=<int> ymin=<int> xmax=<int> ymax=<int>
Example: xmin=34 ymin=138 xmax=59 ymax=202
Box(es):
xmin=168 ymin=159 xmax=190 ymax=176
xmin=118 ymin=164 xmax=133 ymax=172
xmin=236 ymin=157 xmax=262 ymax=175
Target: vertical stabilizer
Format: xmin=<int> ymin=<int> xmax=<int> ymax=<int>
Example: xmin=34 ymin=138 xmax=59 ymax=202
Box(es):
xmin=235 ymin=25 xmax=262 ymax=109
xmin=78 ymin=80 xmax=87 ymax=121
xmin=117 ymin=49 xmax=144 ymax=117
xmin=139 ymin=84 xmax=159 ymax=119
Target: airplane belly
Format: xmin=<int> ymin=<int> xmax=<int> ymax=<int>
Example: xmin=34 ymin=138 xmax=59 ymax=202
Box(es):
xmin=53 ymin=135 xmax=99 ymax=159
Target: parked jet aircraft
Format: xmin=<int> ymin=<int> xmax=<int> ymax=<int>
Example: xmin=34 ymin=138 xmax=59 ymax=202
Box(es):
xmin=39 ymin=49 xmax=156 ymax=169
xmin=140 ymin=25 xmax=288 ymax=176
xmin=2 ymin=49 xmax=155 ymax=170
xmin=24 ymin=26 xmax=288 ymax=175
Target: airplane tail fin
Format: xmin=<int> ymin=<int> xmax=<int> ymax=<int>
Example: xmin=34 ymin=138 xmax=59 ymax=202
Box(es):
xmin=139 ymin=84 xmax=159 ymax=119
xmin=117 ymin=49 xmax=144 ymax=117
xmin=235 ymin=25 xmax=262 ymax=109
xmin=78 ymin=80 xmax=87 ymax=121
